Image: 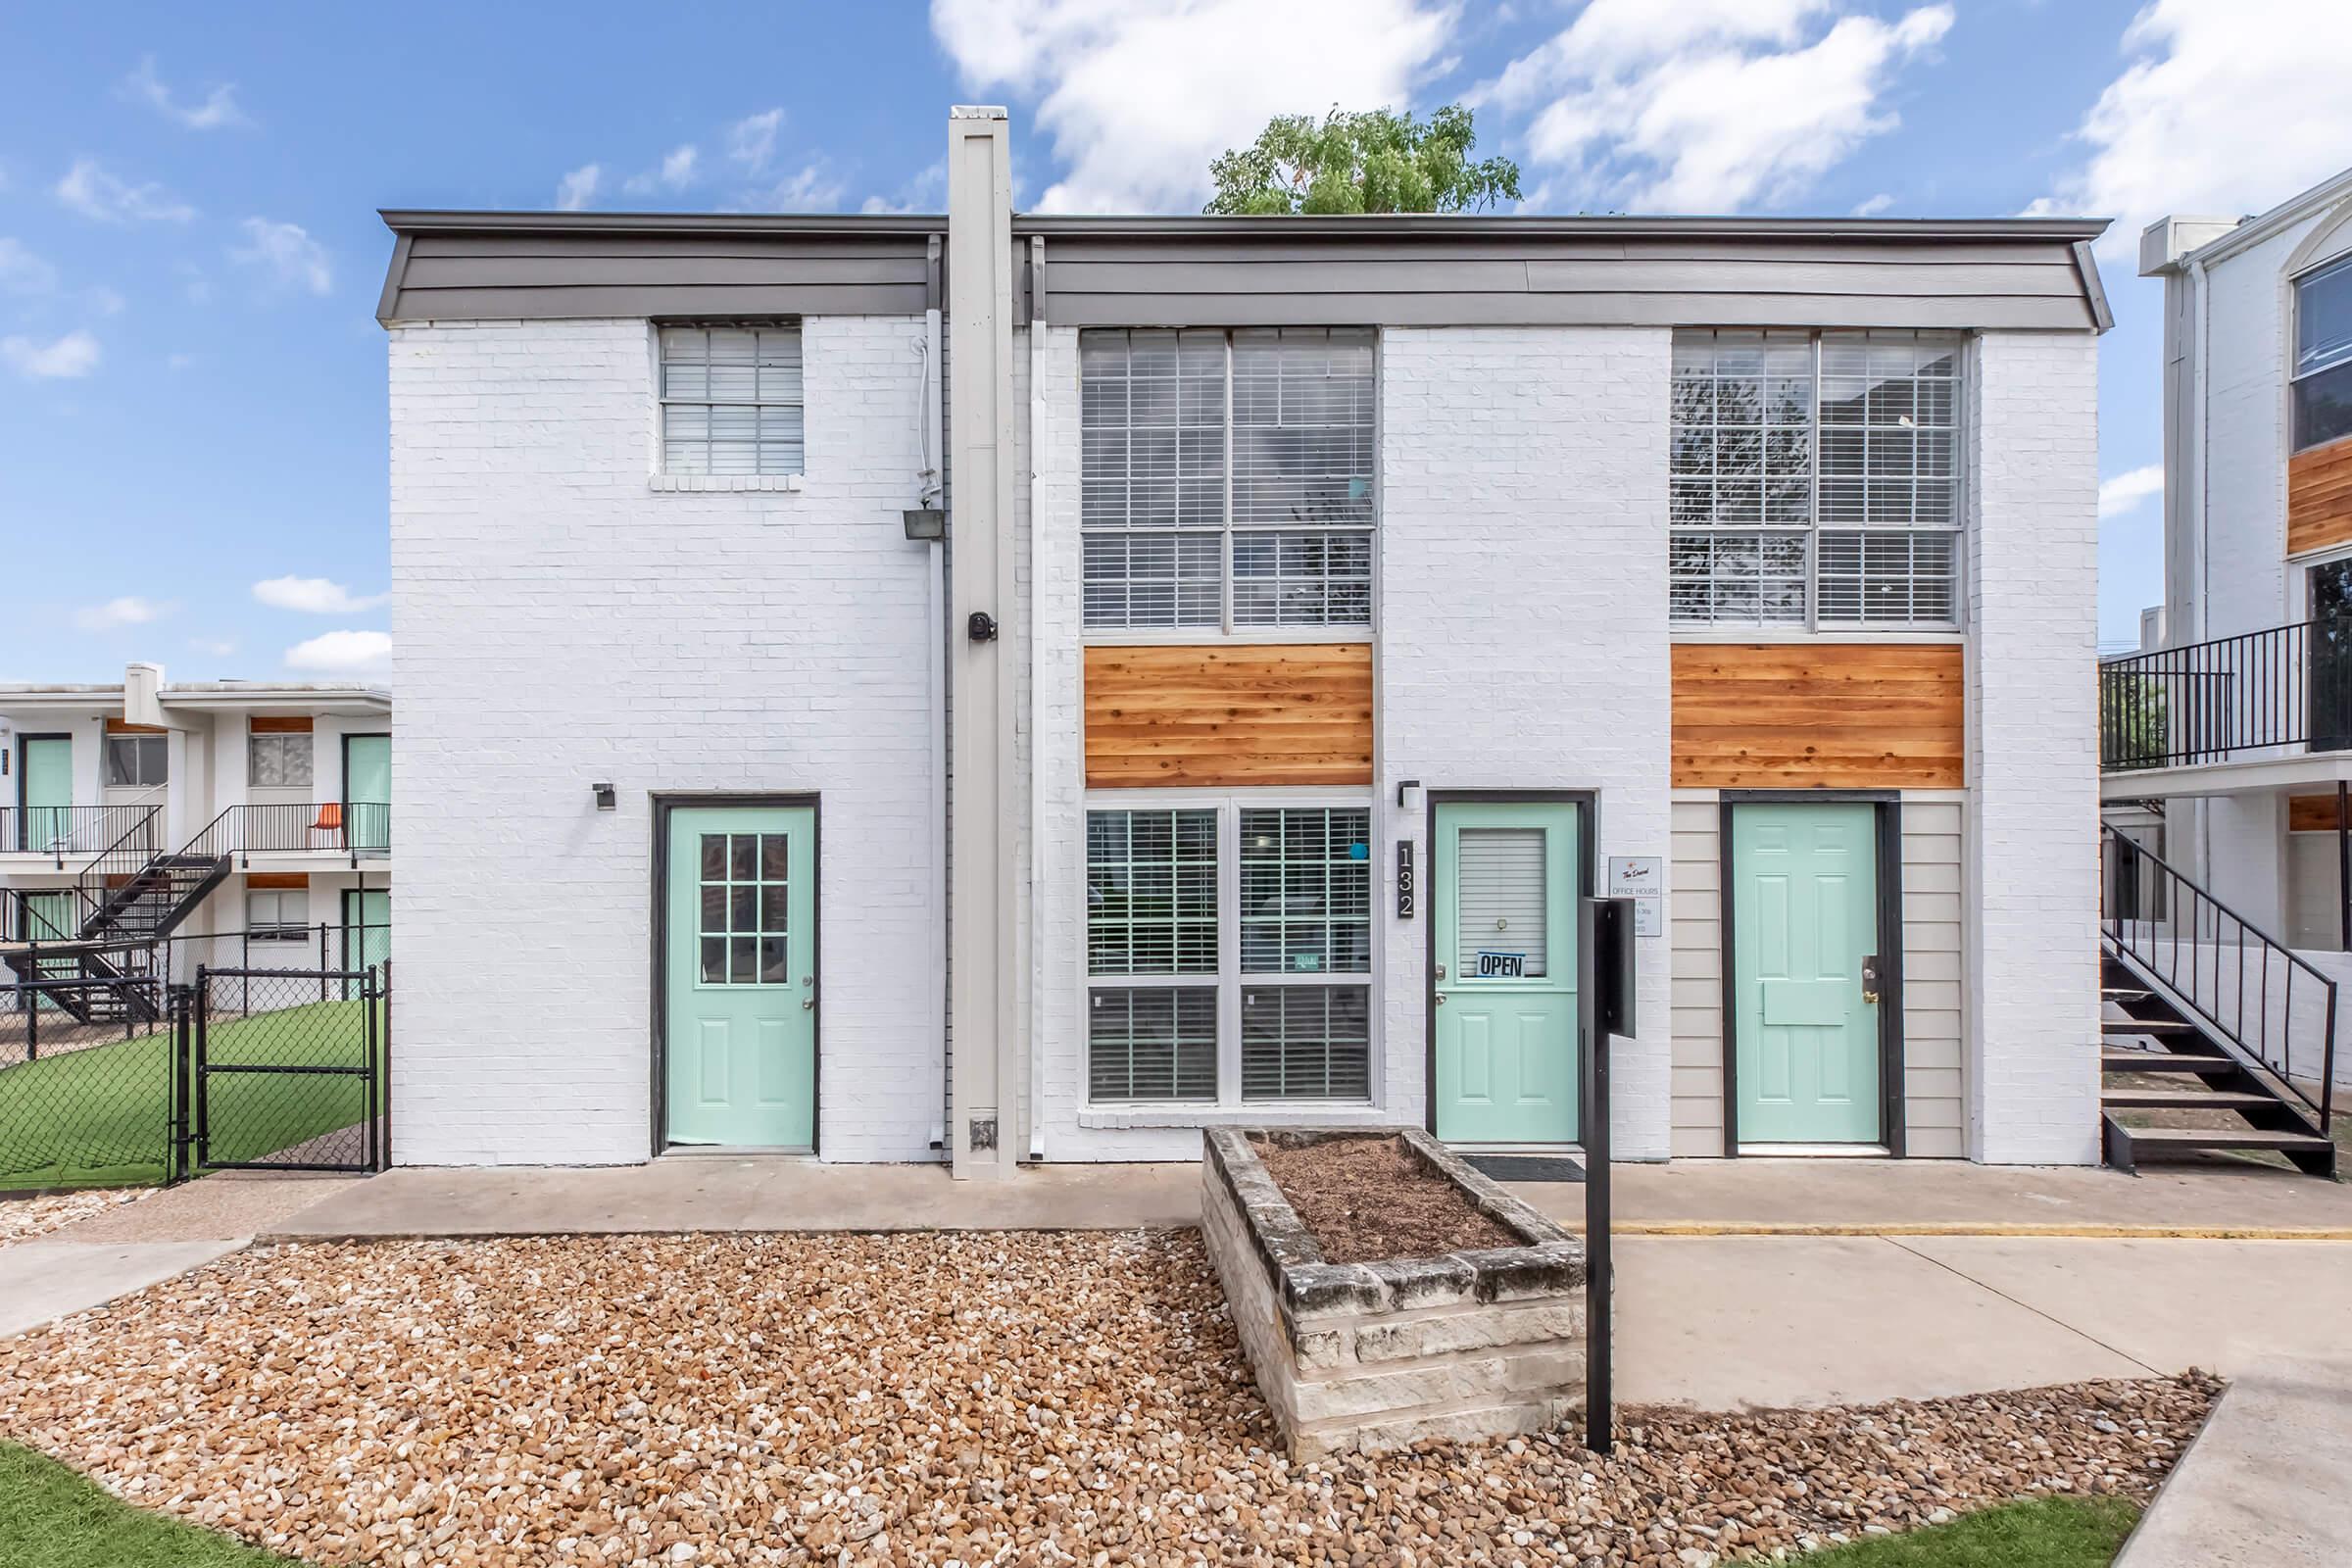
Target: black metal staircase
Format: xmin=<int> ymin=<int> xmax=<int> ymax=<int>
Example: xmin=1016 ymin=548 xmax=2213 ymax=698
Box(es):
xmin=2101 ymin=826 xmax=2339 ymax=1177
xmin=1 ymin=811 xmax=230 ymax=1026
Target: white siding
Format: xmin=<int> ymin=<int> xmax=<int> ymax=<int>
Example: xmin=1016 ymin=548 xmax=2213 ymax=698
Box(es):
xmin=1669 ymin=794 xmax=1724 ymax=1156
xmin=1900 ymin=794 xmax=1967 ymax=1157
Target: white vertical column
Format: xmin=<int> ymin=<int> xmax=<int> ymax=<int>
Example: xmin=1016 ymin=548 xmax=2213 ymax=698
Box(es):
xmin=947 ymin=106 xmax=1019 ymax=1179
xmin=1965 ymin=329 xmax=2103 ymax=1164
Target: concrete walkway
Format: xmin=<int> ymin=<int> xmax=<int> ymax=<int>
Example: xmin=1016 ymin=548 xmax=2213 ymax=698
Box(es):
xmin=2116 ymin=1356 xmax=2352 ymax=1568
xmin=0 ymin=1238 xmax=244 ymax=1338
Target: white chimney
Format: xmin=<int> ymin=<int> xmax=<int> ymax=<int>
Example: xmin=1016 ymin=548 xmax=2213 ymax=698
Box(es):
xmin=124 ymin=662 xmax=167 ymax=728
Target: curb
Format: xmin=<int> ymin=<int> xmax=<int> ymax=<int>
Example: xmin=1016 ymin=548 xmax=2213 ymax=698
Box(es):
xmin=1572 ymin=1221 xmax=2352 ymax=1240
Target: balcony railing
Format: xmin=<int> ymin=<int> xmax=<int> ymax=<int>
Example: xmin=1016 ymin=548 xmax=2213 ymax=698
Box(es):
xmin=0 ymin=803 xmax=162 ymax=864
xmin=2099 ymin=616 xmax=2352 ymax=772
xmin=182 ymin=802 xmax=392 ymax=864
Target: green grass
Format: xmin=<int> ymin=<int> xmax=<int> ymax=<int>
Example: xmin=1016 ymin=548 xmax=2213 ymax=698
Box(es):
xmin=0 ymin=999 xmax=382 ymax=1192
xmin=1799 ymin=1496 xmax=2143 ymax=1566
xmin=0 ymin=1443 xmax=306 ymax=1567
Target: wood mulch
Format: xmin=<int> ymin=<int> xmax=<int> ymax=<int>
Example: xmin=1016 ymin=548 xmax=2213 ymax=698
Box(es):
xmin=1253 ymin=1133 xmax=1520 ymax=1263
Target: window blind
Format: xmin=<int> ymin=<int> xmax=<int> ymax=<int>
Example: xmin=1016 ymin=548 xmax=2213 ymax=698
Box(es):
xmin=1455 ymin=826 xmax=1548 ymax=977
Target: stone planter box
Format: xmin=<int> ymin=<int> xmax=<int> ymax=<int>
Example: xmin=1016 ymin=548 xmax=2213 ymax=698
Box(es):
xmin=1201 ymin=1127 xmax=1589 ymax=1459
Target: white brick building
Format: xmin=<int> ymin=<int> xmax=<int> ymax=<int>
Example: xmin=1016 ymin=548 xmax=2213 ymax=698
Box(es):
xmin=378 ymin=108 xmax=2114 ymax=1175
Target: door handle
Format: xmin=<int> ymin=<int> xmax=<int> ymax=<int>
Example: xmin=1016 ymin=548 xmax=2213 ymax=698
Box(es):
xmin=1435 ymin=992 xmax=1446 ymax=1005
xmin=1860 ymin=954 xmax=1882 ymax=1006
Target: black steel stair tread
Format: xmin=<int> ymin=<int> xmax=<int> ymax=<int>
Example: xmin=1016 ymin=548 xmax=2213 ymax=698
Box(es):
xmin=2101 ymin=1088 xmax=2279 ymax=1110
xmin=2102 ymin=1051 xmax=2235 ymax=1073
xmin=2111 ymin=1126 xmax=2335 ymax=1152
xmin=2100 ymin=1018 xmax=2198 ymax=1033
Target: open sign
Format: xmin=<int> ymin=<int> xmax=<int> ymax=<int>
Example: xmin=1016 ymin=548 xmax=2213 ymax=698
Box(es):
xmin=1475 ymin=951 xmax=1527 ymax=978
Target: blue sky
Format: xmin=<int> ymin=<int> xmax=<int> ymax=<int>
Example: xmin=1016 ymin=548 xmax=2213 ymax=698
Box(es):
xmin=3 ymin=0 xmax=2347 ymax=680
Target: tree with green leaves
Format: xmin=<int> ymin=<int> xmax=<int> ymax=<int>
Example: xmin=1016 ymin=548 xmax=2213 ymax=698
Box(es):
xmin=1205 ymin=105 xmax=1521 ymax=217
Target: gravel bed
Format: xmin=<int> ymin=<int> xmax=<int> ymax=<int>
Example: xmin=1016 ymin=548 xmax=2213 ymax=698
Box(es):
xmin=0 ymin=1187 xmax=147 ymax=1245
xmin=0 ymin=1231 xmax=2214 ymax=1567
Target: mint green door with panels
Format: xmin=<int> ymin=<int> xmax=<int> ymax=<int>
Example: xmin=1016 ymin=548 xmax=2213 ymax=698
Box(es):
xmin=20 ymin=736 xmax=72 ymax=853
xmin=342 ymin=889 xmax=389 ymax=1001
xmin=1732 ymin=802 xmax=1882 ymax=1145
xmin=1433 ymin=801 xmax=1580 ymax=1144
xmin=664 ymin=806 xmax=816 ymax=1150
xmin=22 ymin=891 xmax=75 ymax=1010
xmin=343 ymin=734 xmax=390 ymax=854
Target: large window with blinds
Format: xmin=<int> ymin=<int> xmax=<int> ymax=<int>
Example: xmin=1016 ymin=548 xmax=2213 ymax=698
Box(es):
xmin=1671 ymin=329 xmax=1964 ymax=629
xmin=659 ymin=323 xmax=805 ymax=476
xmin=1086 ymin=800 xmax=1373 ymax=1104
xmin=1080 ymin=327 xmax=1376 ymax=632
xmin=2295 ymin=255 xmax=2352 ymax=454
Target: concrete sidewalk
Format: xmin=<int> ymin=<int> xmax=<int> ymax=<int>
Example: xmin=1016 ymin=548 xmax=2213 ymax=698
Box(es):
xmin=0 ymin=1238 xmax=244 ymax=1338
xmin=2116 ymin=1356 xmax=2352 ymax=1568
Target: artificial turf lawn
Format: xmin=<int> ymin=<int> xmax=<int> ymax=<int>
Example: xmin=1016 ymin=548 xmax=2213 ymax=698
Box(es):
xmin=0 ymin=1443 xmax=304 ymax=1568
xmin=0 ymin=998 xmax=382 ymax=1191
xmin=1799 ymin=1495 xmax=2144 ymax=1566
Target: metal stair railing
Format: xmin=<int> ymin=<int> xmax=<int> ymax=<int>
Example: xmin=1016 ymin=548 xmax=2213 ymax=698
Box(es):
xmin=2102 ymin=824 xmax=2337 ymax=1129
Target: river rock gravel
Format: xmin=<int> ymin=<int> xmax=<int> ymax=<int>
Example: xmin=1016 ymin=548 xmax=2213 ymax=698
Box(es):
xmin=0 ymin=1187 xmax=146 ymax=1245
xmin=0 ymin=1230 xmax=2214 ymax=1567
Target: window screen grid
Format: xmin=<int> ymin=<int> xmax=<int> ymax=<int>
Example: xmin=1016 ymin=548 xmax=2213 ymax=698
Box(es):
xmin=1239 ymin=807 xmax=1372 ymax=976
xmin=1086 ymin=808 xmax=1219 ymax=976
xmin=1241 ymin=984 xmax=1371 ymax=1101
xmin=1082 ymin=326 xmax=1375 ymax=630
xmin=697 ymin=830 xmax=789 ymax=986
xmin=661 ymin=324 xmax=805 ymax=477
xmin=1088 ymin=985 xmax=1218 ymax=1102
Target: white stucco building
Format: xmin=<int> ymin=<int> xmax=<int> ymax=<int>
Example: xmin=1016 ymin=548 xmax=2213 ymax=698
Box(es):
xmin=380 ymin=107 xmax=2112 ymax=1175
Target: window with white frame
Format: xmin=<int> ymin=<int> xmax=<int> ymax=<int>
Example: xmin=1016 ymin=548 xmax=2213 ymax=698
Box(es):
xmin=103 ymin=734 xmax=168 ymax=788
xmin=1081 ymin=327 xmax=1376 ymax=631
xmin=659 ymin=324 xmax=805 ymax=476
xmin=2295 ymin=254 xmax=2352 ymax=455
xmin=1670 ymin=330 xmax=1964 ymax=628
xmin=247 ymin=733 xmax=313 ymax=789
xmin=246 ymin=889 xmax=309 ymax=942
xmin=1086 ymin=801 xmax=1373 ymax=1104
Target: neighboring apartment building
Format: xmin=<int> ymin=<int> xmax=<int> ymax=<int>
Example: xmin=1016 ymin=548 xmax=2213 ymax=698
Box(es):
xmin=1 ymin=662 xmax=393 ymax=999
xmin=2105 ymin=166 xmax=2352 ymax=1100
xmin=383 ymin=107 xmax=2107 ymax=1176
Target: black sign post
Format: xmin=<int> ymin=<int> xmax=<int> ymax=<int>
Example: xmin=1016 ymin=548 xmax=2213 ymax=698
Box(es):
xmin=1578 ymin=895 xmax=1635 ymax=1455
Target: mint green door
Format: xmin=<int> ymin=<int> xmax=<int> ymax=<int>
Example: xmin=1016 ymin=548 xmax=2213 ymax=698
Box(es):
xmin=20 ymin=737 xmax=72 ymax=853
xmin=22 ymin=891 xmax=75 ymax=1010
xmin=343 ymin=734 xmax=390 ymax=854
xmin=342 ymin=889 xmax=389 ymax=1000
xmin=1433 ymin=802 xmax=1580 ymax=1144
xmin=1732 ymin=802 xmax=1882 ymax=1145
xmin=664 ymin=806 xmax=816 ymax=1150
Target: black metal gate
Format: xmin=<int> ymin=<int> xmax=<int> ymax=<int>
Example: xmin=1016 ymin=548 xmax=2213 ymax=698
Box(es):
xmin=173 ymin=962 xmax=389 ymax=1177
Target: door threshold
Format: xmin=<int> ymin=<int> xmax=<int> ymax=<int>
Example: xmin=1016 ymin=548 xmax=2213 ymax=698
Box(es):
xmin=1444 ymin=1141 xmax=1588 ymax=1157
xmin=1737 ymin=1143 xmax=1890 ymax=1158
xmin=660 ymin=1145 xmax=817 ymax=1160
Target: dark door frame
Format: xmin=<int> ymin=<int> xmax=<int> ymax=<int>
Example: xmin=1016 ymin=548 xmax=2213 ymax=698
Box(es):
xmin=14 ymin=732 xmax=73 ymax=853
xmin=1423 ymin=788 xmax=1599 ymax=1145
xmin=1718 ymin=790 xmax=1907 ymax=1157
xmin=648 ymin=792 xmax=823 ymax=1158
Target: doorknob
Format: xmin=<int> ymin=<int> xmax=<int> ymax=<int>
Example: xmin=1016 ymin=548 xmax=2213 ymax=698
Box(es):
xmin=1435 ymin=992 xmax=1447 ymax=1005
xmin=1860 ymin=954 xmax=1882 ymax=1006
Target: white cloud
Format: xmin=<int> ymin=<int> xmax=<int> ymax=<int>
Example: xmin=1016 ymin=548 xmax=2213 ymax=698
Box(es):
xmin=284 ymin=629 xmax=392 ymax=673
xmin=230 ymin=218 xmax=331 ymax=294
xmin=556 ymin=163 xmax=603 ymax=211
xmin=1852 ymin=192 xmax=1894 ymax=217
xmin=623 ymin=144 xmax=700 ymax=196
xmin=930 ymin=0 xmax=1455 ymax=213
xmin=2028 ymin=0 xmax=2352 ymax=254
xmin=122 ymin=55 xmax=249 ymax=129
xmin=85 ymin=285 xmax=126 ymax=317
xmin=0 ymin=237 xmax=58 ymax=294
xmin=728 ymin=109 xmax=785 ymax=172
xmin=2 ymin=329 xmax=100 ymax=379
xmin=252 ymin=575 xmax=387 ymax=614
xmin=189 ymin=635 xmax=238 ymax=658
xmin=1483 ymin=0 xmax=1953 ymax=213
xmin=73 ymin=595 xmax=167 ymax=631
xmin=2099 ymin=464 xmax=2165 ymax=520
xmin=55 ymin=158 xmax=196 ymax=222
xmin=755 ymin=162 xmax=847 ymax=212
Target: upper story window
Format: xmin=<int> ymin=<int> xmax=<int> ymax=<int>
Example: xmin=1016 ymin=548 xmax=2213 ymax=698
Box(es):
xmin=660 ymin=324 xmax=805 ymax=477
xmin=1081 ymin=327 xmax=1375 ymax=631
xmin=2295 ymin=255 xmax=2352 ymax=454
xmin=1671 ymin=330 xmax=1963 ymax=630
xmin=248 ymin=733 xmax=313 ymax=789
xmin=103 ymin=733 xmax=167 ymax=788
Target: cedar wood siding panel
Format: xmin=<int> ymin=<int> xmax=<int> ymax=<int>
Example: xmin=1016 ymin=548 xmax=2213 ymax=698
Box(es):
xmin=2287 ymin=436 xmax=2352 ymax=558
xmin=1671 ymin=643 xmax=1966 ymax=789
xmin=1083 ymin=644 xmax=1373 ymax=789
xmin=2289 ymin=794 xmax=2344 ymax=832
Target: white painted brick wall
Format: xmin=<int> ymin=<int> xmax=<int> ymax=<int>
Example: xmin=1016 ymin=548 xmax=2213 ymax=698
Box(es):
xmin=1381 ymin=326 xmax=1677 ymax=1161
xmin=389 ymin=316 xmax=943 ymax=1165
xmin=1966 ymin=329 xmax=2102 ymax=1165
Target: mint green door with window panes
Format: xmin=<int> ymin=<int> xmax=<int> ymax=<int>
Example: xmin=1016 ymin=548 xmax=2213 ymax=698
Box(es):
xmin=20 ymin=737 xmax=72 ymax=853
xmin=343 ymin=734 xmax=390 ymax=854
xmin=1433 ymin=802 xmax=1580 ymax=1144
xmin=665 ymin=807 xmax=815 ymax=1149
xmin=21 ymin=891 xmax=75 ymax=1010
xmin=1732 ymin=802 xmax=1882 ymax=1145
xmin=342 ymin=889 xmax=389 ymax=1001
